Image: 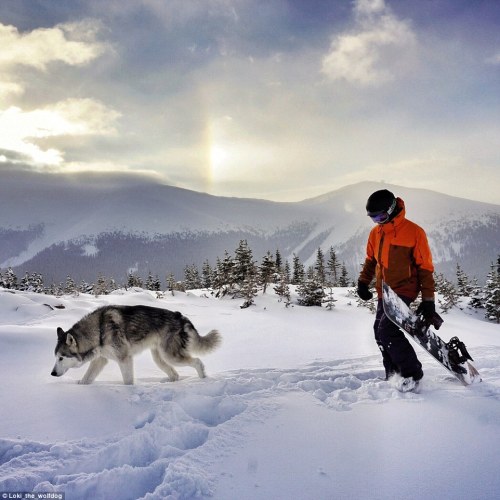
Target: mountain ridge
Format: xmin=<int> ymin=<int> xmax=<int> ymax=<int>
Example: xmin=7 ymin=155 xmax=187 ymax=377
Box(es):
xmin=1 ymin=171 xmax=498 ymax=285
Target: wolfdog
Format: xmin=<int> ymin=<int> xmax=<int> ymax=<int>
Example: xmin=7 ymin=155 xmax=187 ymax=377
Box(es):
xmin=51 ymin=305 xmax=221 ymax=385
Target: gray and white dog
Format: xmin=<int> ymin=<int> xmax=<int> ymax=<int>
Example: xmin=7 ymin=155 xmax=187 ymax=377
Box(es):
xmin=51 ymin=305 xmax=221 ymax=384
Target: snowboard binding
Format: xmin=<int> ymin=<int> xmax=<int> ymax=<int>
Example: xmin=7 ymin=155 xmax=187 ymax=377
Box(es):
xmin=446 ymin=336 xmax=474 ymax=372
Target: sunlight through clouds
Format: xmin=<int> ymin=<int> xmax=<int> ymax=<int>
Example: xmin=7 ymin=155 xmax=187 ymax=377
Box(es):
xmin=322 ymin=0 xmax=416 ymax=85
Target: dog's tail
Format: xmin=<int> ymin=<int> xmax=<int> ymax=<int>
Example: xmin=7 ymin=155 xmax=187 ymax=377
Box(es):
xmin=184 ymin=321 xmax=221 ymax=354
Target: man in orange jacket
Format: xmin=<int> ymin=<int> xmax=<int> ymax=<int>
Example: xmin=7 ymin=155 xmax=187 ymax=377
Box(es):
xmin=357 ymin=189 xmax=436 ymax=392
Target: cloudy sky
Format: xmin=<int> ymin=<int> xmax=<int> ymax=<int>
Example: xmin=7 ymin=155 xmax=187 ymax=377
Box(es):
xmin=0 ymin=0 xmax=499 ymax=203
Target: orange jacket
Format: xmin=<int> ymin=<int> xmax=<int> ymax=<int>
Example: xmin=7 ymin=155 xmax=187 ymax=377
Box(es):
xmin=359 ymin=197 xmax=435 ymax=301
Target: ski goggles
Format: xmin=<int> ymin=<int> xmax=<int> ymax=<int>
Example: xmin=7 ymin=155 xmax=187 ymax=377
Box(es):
xmin=367 ymin=198 xmax=397 ymax=224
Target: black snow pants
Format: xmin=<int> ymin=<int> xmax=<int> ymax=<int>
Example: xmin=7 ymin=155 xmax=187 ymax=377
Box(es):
xmin=374 ymin=298 xmax=423 ymax=380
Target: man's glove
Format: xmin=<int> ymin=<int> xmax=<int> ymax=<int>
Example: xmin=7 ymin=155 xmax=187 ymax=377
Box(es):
xmin=416 ymin=300 xmax=436 ymax=325
xmin=357 ymin=281 xmax=373 ymax=301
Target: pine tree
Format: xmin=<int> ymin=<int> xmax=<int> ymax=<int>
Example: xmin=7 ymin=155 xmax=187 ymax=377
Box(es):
xmin=484 ymin=259 xmax=500 ymax=323
xmin=314 ymin=247 xmax=326 ymax=286
xmin=233 ymin=240 xmax=254 ymax=288
xmin=201 ymin=260 xmax=213 ymax=289
xmin=64 ymin=275 xmax=78 ymax=295
xmin=259 ymin=251 xmax=276 ymax=293
xmin=212 ymin=251 xmax=235 ymax=298
xmin=94 ymin=274 xmax=108 ymax=297
xmin=4 ymin=268 xmax=17 ymax=289
xmin=127 ymin=272 xmax=143 ymax=288
xmin=322 ymin=287 xmax=337 ymax=310
xmin=275 ymin=249 xmax=283 ymax=277
xmin=326 ymin=247 xmax=341 ymax=286
xmin=184 ymin=264 xmax=202 ymax=290
xmin=338 ymin=263 xmax=350 ymax=287
xmin=274 ymin=274 xmax=292 ymax=307
xmin=166 ymin=272 xmax=177 ymax=296
xmin=435 ymin=273 xmax=459 ymax=313
xmin=291 ymin=254 xmax=305 ymax=285
xmin=468 ymin=277 xmax=484 ymax=309
xmin=240 ymin=267 xmax=259 ymax=309
xmin=297 ymin=276 xmax=325 ymax=306
xmin=456 ymin=263 xmax=472 ymax=297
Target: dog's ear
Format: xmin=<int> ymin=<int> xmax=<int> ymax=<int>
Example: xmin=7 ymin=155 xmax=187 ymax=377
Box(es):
xmin=66 ymin=333 xmax=77 ymax=348
xmin=57 ymin=327 xmax=65 ymax=339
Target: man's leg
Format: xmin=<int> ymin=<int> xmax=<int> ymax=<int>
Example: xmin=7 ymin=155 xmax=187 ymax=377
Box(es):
xmin=375 ymin=299 xmax=423 ymax=380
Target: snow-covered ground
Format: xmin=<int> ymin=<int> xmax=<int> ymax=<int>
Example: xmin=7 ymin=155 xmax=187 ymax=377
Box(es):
xmin=1 ymin=286 xmax=499 ymax=500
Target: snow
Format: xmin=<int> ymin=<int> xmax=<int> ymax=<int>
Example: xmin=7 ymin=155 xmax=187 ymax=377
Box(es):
xmin=1 ymin=286 xmax=500 ymax=500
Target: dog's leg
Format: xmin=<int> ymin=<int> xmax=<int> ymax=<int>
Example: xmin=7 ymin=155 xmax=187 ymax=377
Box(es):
xmin=118 ymin=357 xmax=134 ymax=385
xmin=151 ymin=349 xmax=179 ymax=382
xmin=180 ymin=356 xmax=206 ymax=378
xmin=79 ymin=357 xmax=108 ymax=385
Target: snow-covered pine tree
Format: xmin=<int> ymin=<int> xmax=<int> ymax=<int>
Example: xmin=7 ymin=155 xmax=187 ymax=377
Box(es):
xmin=326 ymin=247 xmax=341 ymax=287
xmin=233 ymin=240 xmax=255 ymax=289
xmin=435 ymin=272 xmax=459 ymax=313
xmin=291 ymin=254 xmax=305 ymax=285
xmin=274 ymin=274 xmax=292 ymax=307
xmin=94 ymin=274 xmax=109 ymax=297
xmin=201 ymin=260 xmax=213 ymax=289
xmin=456 ymin=263 xmax=472 ymax=297
xmin=127 ymin=272 xmax=143 ymax=288
xmin=64 ymin=275 xmax=78 ymax=295
xmin=322 ymin=287 xmax=337 ymax=310
xmin=212 ymin=251 xmax=235 ymax=298
xmin=314 ymin=247 xmax=326 ymax=286
xmin=484 ymin=258 xmax=500 ymax=323
xmin=338 ymin=263 xmax=350 ymax=287
xmin=468 ymin=277 xmax=484 ymax=309
xmin=297 ymin=276 xmax=325 ymax=306
xmin=166 ymin=272 xmax=177 ymax=296
xmin=3 ymin=268 xmax=18 ymax=289
xmin=184 ymin=264 xmax=202 ymax=290
xmin=239 ymin=267 xmax=259 ymax=309
xmin=260 ymin=251 xmax=276 ymax=294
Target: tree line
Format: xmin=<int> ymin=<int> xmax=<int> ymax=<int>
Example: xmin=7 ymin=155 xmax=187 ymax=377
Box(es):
xmin=1 ymin=241 xmax=499 ymax=322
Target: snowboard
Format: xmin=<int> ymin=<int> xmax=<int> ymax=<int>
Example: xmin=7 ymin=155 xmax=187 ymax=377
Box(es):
xmin=382 ymin=282 xmax=481 ymax=386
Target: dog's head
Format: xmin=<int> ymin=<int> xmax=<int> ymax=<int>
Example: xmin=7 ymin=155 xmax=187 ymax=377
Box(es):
xmin=51 ymin=327 xmax=84 ymax=377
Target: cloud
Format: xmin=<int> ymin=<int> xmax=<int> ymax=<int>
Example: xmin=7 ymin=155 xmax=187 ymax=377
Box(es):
xmin=0 ymin=99 xmax=121 ymax=166
xmin=0 ymin=20 xmax=109 ymax=101
xmin=321 ymin=0 xmax=415 ymax=85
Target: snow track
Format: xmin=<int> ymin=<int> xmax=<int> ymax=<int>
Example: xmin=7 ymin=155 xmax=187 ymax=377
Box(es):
xmin=1 ymin=288 xmax=500 ymax=499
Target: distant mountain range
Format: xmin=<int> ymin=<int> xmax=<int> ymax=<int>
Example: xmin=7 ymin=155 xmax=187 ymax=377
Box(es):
xmin=1 ymin=170 xmax=499 ymax=286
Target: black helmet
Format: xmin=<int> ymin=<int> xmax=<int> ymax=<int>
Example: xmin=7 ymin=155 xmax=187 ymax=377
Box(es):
xmin=366 ymin=189 xmax=397 ymax=224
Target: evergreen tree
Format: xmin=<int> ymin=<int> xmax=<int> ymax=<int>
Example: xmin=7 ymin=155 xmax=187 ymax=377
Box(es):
xmin=297 ymin=276 xmax=325 ymax=306
xmin=291 ymin=254 xmax=305 ymax=285
xmin=338 ymin=263 xmax=350 ymax=287
xmin=94 ymin=274 xmax=109 ymax=297
xmin=274 ymin=274 xmax=291 ymax=307
xmin=322 ymin=287 xmax=337 ymax=310
xmin=166 ymin=272 xmax=177 ymax=296
xmin=127 ymin=272 xmax=143 ymax=288
xmin=233 ymin=240 xmax=254 ymax=288
xmin=283 ymin=260 xmax=291 ymax=284
xmin=64 ymin=275 xmax=78 ymax=295
xmin=435 ymin=272 xmax=459 ymax=313
xmin=184 ymin=264 xmax=202 ymax=290
xmin=239 ymin=267 xmax=259 ymax=309
xmin=259 ymin=251 xmax=276 ymax=294
xmin=314 ymin=247 xmax=326 ymax=286
xmin=212 ymin=251 xmax=235 ymax=298
xmin=201 ymin=260 xmax=213 ymax=289
xmin=275 ymin=249 xmax=283 ymax=277
xmin=456 ymin=263 xmax=472 ymax=297
xmin=468 ymin=277 xmax=484 ymax=309
xmin=326 ymin=247 xmax=341 ymax=286
xmin=4 ymin=268 xmax=17 ymax=289
xmin=484 ymin=259 xmax=500 ymax=323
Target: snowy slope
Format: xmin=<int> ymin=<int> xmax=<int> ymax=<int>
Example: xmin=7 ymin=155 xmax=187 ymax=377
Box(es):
xmin=1 ymin=170 xmax=499 ymax=284
xmin=1 ymin=286 xmax=500 ymax=499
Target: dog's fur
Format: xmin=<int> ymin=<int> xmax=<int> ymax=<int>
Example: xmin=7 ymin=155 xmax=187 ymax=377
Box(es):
xmin=51 ymin=305 xmax=221 ymax=385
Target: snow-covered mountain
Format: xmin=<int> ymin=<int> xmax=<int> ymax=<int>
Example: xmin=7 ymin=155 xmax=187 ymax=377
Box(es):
xmin=1 ymin=170 xmax=499 ymax=285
